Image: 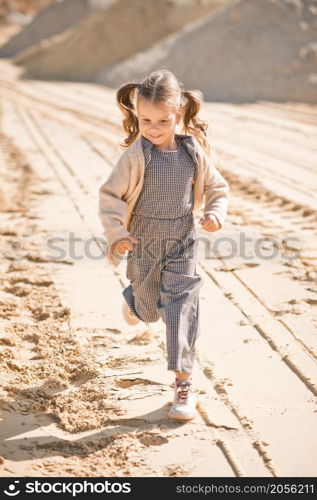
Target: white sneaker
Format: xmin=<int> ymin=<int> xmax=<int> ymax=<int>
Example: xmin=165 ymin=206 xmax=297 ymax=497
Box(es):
xmin=168 ymin=379 xmax=198 ymax=421
xmin=121 ymin=301 xmax=140 ymax=325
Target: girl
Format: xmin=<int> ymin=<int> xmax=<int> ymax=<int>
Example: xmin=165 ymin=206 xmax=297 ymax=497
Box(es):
xmin=99 ymin=69 xmax=230 ymax=421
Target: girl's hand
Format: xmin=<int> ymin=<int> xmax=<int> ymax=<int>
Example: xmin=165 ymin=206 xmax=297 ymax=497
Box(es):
xmin=199 ymin=213 xmax=221 ymax=232
xmin=110 ymin=235 xmax=138 ymax=256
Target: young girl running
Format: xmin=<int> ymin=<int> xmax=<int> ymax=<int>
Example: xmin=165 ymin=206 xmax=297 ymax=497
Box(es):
xmin=99 ymin=69 xmax=230 ymax=421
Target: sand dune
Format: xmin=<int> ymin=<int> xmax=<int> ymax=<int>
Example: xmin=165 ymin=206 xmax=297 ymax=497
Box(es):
xmin=0 ymin=0 xmax=113 ymax=57
xmin=96 ymin=0 xmax=317 ymax=103
xmin=12 ymin=0 xmax=230 ymax=81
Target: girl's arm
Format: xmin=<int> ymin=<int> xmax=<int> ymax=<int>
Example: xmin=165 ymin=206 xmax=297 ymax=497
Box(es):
xmin=203 ymin=149 xmax=230 ymax=229
xmin=98 ymin=150 xmax=132 ymax=248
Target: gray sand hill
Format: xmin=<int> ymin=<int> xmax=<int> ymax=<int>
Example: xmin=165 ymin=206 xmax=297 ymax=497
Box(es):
xmin=96 ymin=0 xmax=317 ymax=103
xmin=0 ymin=0 xmax=113 ymax=57
xmin=12 ymin=0 xmax=230 ymax=81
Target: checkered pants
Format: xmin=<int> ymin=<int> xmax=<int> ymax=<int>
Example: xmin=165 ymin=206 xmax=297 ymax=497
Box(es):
xmin=122 ymin=212 xmax=204 ymax=374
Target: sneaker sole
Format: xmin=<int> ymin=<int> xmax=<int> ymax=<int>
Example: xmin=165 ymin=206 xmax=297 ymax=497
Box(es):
xmin=167 ymin=411 xmax=197 ymax=421
xmin=126 ymin=317 xmax=140 ymax=326
xmin=167 ymin=398 xmax=198 ymax=421
xmin=121 ymin=304 xmax=140 ymax=325
xmin=167 ymin=407 xmax=198 ymax=421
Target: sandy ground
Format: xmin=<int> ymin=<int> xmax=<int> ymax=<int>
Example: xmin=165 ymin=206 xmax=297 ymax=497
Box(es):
xmin=0 ymin=58 xmax=316 ymax=477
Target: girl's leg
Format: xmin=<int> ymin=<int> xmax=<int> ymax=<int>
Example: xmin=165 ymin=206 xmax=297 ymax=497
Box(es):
xmin=175 ymin=371 xmax=191 ymax=380
xmin=158 ymin=285 xmax=201 ymax=373
xmin=122 ymin=217 xmax=163 ymax=323
xmin=158 ymin=227 xmax=204 ymax=374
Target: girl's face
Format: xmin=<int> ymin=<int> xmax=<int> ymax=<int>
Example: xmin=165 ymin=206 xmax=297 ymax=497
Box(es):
xmin=137 ymin=98 xmax=182 ymax=147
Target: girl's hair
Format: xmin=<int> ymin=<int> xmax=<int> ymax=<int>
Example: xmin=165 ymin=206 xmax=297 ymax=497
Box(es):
xmin=116 ymin=69 xmax=211 ymax=156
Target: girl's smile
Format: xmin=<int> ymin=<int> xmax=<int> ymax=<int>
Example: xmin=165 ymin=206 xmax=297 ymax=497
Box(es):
xmin=137 ymin=99 xmax=182 ymax=151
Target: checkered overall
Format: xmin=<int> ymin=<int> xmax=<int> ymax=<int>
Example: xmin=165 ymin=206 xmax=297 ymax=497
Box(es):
xmin=122 ymin=134 xmax=204 ymax=373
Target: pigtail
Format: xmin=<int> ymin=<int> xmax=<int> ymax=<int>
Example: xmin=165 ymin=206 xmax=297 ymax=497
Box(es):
xmin=182 ymin=90 xmax=211 ymax=157
xmin=116 ymin=82 xmax=140 ymax=148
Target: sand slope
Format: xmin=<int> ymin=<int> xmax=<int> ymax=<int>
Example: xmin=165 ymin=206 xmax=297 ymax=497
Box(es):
xmin=96 ymin=0 xmax=317 ymax=103
xmin=12 ymin=0 xmax=230 ymax=81
xmin=0 ymin=0 xmax=113 ymax=57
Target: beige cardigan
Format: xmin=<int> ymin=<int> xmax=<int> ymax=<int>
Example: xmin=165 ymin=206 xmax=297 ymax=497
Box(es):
xmin=99 ymin=133 xmax=230 ymax=266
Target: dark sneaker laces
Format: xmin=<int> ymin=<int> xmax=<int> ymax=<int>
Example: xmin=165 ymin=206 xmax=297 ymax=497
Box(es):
xmin=175 ymin=380 xmax=192 ymax=403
